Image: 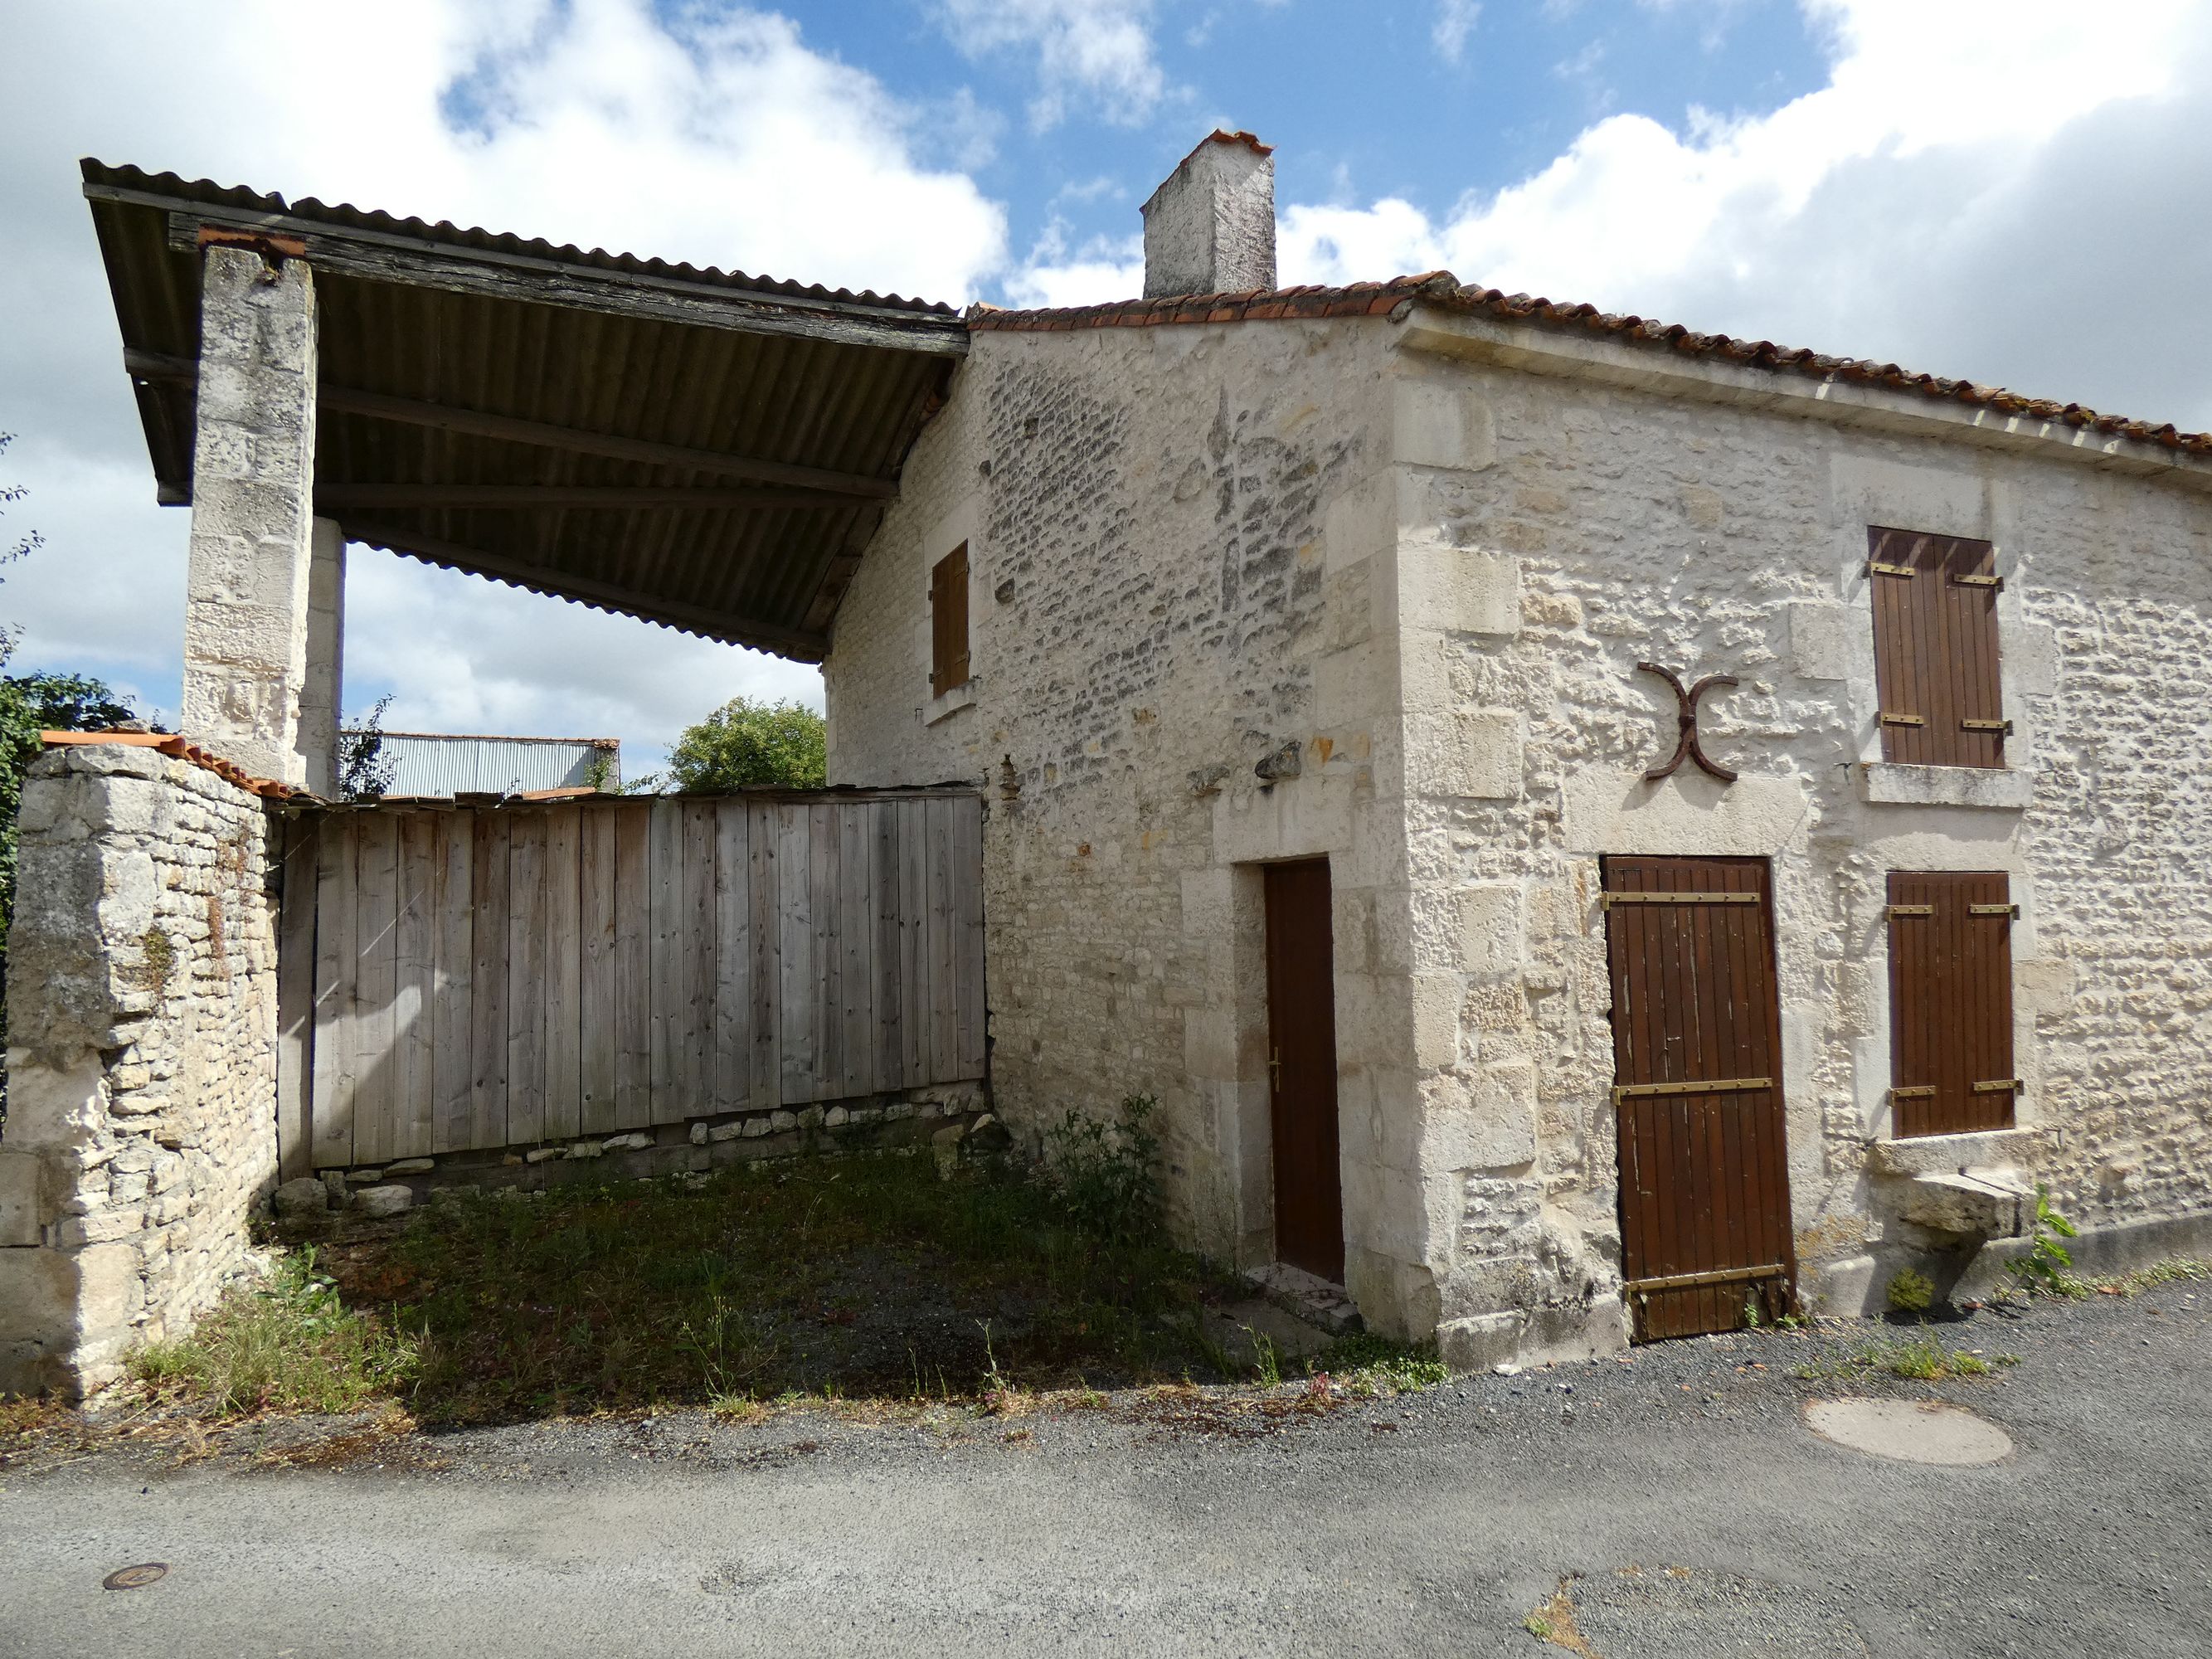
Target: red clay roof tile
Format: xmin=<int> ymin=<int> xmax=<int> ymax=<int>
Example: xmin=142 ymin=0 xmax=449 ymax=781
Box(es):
xmin=41 ymin=730 xmax=306 ymax=800
xmin=970 ymin=274 xmax=2212 ymax=458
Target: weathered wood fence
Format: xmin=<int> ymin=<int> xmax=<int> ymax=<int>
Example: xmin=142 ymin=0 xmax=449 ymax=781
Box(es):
xmin=275 ymin=790 xmax=985 ymax=1176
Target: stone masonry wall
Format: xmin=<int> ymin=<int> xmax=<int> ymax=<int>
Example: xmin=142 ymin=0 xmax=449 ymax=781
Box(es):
xmin=825 ymin=319 xmax=1459 ymax=1334
xmin=0 ymin=744 xmax=281 ymax=1397
xmin=828 ymin=303 xmax=2212 ymax=1362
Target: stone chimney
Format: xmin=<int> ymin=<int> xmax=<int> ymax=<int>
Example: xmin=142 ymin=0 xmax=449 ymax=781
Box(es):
xmin=1140 ymin=131 xmax=1276 ymax=298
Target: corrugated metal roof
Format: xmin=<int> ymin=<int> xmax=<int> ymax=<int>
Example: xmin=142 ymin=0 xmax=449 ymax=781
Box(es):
xmin=83 ymin=159 xmax=967 ymax=662
xmin=347 ymin=732 xmax=618 ymax=798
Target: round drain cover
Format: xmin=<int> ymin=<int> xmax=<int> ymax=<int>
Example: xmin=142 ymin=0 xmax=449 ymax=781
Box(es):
xmin=1805 ymin=1398 xmax=2012 ymax=1465
xmin=103 ymin=1563 xmax=169 ymax=1591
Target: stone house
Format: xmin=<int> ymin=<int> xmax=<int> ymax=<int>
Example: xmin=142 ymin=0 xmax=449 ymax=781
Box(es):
xmin=824 ymin=132 xmax=2212 ymax=1365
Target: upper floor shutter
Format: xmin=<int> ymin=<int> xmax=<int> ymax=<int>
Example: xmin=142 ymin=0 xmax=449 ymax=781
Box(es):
xmin=930 ymin=543 xmax=970 ymax=697
xmin=1886 ymin=870 xmax=2017 ymax=1137
xmin=1868 ymin=527 xmax=2005 ymax=769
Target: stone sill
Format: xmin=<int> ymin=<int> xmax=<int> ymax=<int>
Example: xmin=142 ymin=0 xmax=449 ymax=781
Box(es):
xmin=925 ymin=680 xmax=977 ymax=727
xmin=1868 ymin=1126 xmax=2039 ymax=1180
xmin=1855 ymin=761 xmax=2035 ymax=811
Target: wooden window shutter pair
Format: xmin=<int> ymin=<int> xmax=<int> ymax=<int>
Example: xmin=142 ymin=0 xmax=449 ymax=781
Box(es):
xmin=1885 ymin=871 xmax=2017 ymax=1137
xmin=1867 ymin=527 xmax=2005 ymax=768
xmin=929 ymin=543 xmax=970 ymax=697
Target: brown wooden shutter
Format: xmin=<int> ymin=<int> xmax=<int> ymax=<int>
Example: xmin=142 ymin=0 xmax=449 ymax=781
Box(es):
xmin=1868 ymin=527 xmax=2005 ymax=769
xmin=929 ymin=543 xmax=969 ymax=696
xmin=1886 ymin=871 xmax=2016 ymax=1137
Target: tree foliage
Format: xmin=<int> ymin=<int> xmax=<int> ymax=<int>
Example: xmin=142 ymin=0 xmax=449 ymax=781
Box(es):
xmin=666 ymin=696 xmax=826 ymax=791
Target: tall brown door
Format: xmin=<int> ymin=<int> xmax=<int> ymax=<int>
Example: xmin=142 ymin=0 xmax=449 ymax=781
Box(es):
xmin=1602 ymin=856 xmax=1796 ymax=1340
xmin=1263 ymin=859 xmax=1345 ymax=1284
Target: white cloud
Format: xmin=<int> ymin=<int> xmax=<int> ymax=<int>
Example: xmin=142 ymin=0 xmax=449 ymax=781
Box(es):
xmin=932 ymin=0 xmax=1168 ymax=129
xmin=1433 ymin=1 xmax=1482 ymax=66
xmin=0 ymin=0 xmax=1007 ymax=761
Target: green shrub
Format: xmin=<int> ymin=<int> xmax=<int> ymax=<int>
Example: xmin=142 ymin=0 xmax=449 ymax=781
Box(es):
xmin=1043 ymin=1093 xmax=1164 ymax=1243
xmin=1885 ymin=1267 xmax=1935 ymax=1314
xmin=2009 ymin=1185 xmax=2083 ymax=1297
xmin=134 ymin=1248 xmax=416 ymax=1415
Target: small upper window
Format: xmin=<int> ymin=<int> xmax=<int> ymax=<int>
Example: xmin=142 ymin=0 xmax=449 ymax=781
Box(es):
xmin=929 ymin=542 xmax=970 ymax=697
xmin=1867 ymin=526 xmax=2005 ymax=769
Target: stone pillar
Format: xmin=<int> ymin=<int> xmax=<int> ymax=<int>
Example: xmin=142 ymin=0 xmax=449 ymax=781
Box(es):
xmin=181 ymin=246 xmax=318 ymax=788
xmin=298 ymin=518 xmax=345 ymax=798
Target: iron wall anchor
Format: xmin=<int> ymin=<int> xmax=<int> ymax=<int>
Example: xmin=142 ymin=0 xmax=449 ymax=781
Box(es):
xmin=1637 ymin=661 xmax=1739 ymax=782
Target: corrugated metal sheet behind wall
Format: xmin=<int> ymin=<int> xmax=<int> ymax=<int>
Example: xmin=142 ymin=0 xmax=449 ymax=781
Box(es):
xmin=350 ymin=732 xmax=618 ymax=797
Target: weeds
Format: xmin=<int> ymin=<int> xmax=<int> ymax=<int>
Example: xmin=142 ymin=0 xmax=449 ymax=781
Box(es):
xmin=1885 ymin=1268 xmax=1936 ymax=1315
xmin=1245 ymin=1326 xmax=1283 ymax=1389
xmin=2098 ymin=1258 xmax=2210 ymax=1297
xmin=1793 ymin=1332 xmax=2008 ymax=1383
xmin=1043 ymin=1093 xmax=1163 ymax=1243
xmin=1311 ymin=1332 xmax=1449 ymax=1395
xmin=2009 ymin=1185 xmax=2084 ymax=1297
xmin=133 ymin=1249 xmax=416 ymax=1415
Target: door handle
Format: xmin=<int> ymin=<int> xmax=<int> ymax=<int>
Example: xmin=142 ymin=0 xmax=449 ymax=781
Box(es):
xmin=1269 ymin=1047 xmax=1282 ymax=1089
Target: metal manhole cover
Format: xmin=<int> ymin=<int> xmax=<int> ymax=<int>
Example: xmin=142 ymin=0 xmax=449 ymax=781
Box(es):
xmin=1805 ymin=1398 xmax=2013 ymax=1465
xmin=103 ymin=1563 xmax=168 ymax=1591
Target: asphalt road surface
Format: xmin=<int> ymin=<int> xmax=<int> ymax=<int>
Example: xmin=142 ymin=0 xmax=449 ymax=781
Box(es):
xmin=0 ymin=1287 xmax=2203 ymax=1657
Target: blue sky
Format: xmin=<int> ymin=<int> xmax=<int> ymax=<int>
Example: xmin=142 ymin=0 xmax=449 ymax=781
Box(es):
xmin=3 ymin=2 xmax=2210 ymax=776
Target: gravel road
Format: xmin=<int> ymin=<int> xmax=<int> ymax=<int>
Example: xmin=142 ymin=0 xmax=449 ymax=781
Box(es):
xmin=0 ymin=1287 xmax=2203 ymax=1658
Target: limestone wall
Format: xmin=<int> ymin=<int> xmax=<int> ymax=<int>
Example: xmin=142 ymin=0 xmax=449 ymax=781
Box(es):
xmin=0 ymin=744 xmax=282 ymax=1397
xmin=827 ymin=302 xmax=2212 ymax=1360
xmin=825 ymin=319 xmax=1460 ymax=1331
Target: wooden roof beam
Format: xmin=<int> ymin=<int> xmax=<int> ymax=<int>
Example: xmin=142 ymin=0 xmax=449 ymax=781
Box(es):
xmin=313 ymin=483 xmax=852 ymax=512
xmin=124 ymin=349 xmax=896 ymax=499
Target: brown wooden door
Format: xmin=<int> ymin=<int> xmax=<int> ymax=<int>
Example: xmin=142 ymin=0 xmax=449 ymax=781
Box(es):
xmin=1602 ymin=856 xmax=1796 ymax=1340
xmin=1264 ymin=859 xmax=1345 ymax=1284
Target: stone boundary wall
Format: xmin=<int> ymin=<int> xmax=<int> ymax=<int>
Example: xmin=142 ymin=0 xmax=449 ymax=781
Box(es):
xmin=1 ymin=744 xmax=283 ymax=1398
xmin=275 ymin=1082 xmax=994 ymax=1235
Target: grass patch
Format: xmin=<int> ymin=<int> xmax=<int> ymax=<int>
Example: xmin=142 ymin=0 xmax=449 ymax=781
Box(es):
xmin=2098 ymin=1257 xmax=2211 ymax=1297
xmin=321 ymin=1145 xmax=1225 ymax=1424
xmin=1793 ymin=1331 xmax=2014 ymax=1384
xmin=1310 ymin=1332 xmax=1449 ymax=1395
xmin=133 ymin=1248 xmax=417 ymax=1415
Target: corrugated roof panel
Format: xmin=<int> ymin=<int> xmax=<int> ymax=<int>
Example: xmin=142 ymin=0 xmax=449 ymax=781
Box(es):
xmin=352 ymin=734 xmax=617 ymax=798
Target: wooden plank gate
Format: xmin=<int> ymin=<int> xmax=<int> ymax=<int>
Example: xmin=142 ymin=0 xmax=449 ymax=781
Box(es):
xmin=275 ymin=790 xmax=986 ymax=1177
xmin=1602 ymin=855 xmax=1796 ymax=1340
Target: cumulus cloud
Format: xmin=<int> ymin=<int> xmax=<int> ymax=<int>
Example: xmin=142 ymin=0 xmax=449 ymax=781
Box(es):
xmin=932 ymin=0 xmax=1168 ymax=129
xmin=0 ymin=0 xmax=1007 ymax=765
xmin=1023 ymin=0 xmax=2212 ymax=436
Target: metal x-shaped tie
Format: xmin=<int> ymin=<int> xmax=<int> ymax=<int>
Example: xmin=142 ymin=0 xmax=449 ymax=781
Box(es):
xmin=1636 ymin=661 xmax=1739 ymax=782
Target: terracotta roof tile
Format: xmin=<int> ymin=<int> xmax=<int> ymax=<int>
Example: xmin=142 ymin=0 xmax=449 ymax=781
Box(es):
xmin=41 ymin=730 xmax=306 ymax=800
xmin=971 ymin=273 xmax=2212 ymax=458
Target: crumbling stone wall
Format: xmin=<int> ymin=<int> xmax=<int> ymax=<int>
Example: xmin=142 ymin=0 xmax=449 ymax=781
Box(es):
xmin=0 ymin=744 xmax=281 ymax=1397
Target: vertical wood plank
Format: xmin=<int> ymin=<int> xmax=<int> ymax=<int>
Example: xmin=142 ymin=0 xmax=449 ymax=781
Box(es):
xmin=715 ymin=800 xmax=751 ymax=1112
xmin=872 ymin=802 xmax=902 ymax=1096
xmin=839 ymin=803 xmax=873 ymax=1101
xmin=432 ymin=810 xmax=474 ymax=1154
xmin=777 ymin=805 xmax=814 ymax=1104
xmin=275 ymin=817 xmax=318 ymax=1180
xmin=544 ymin=804 xmax=582 ymax=1141
xmin=750 ymin=803 xmax=780 ymax=1105
xmin=681 ymin=800 xmax=717 ymax=1120
xmin=507 ymin=813 xmax=548 ymax=1146
xmin=898 ymin=798 xmax=928 ymax=1087
xmin=394 ymin=811 xmax=437 ymax=1159
xmin=579 ymin=805 xmax=620 ymax=1134
xmin=926 ymin=795 xmax=958 ymax=1082
xmin=613 ymin=801 xmax=653 ymax=1130
xmin=353 ymin=812 xmax=399 ymax=1167
xmin=649 ymin=798 xmax=683 ymax=1123
xmin=310 ymin=813 xmax=357 ymax=1171
xmin=810 ymin=802 xmax=842 ymax=1105
xmin=469 ymin=811 xmax=511 ymax=1152
xmin=953 ymin=793 xmax=987 ymax=1078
